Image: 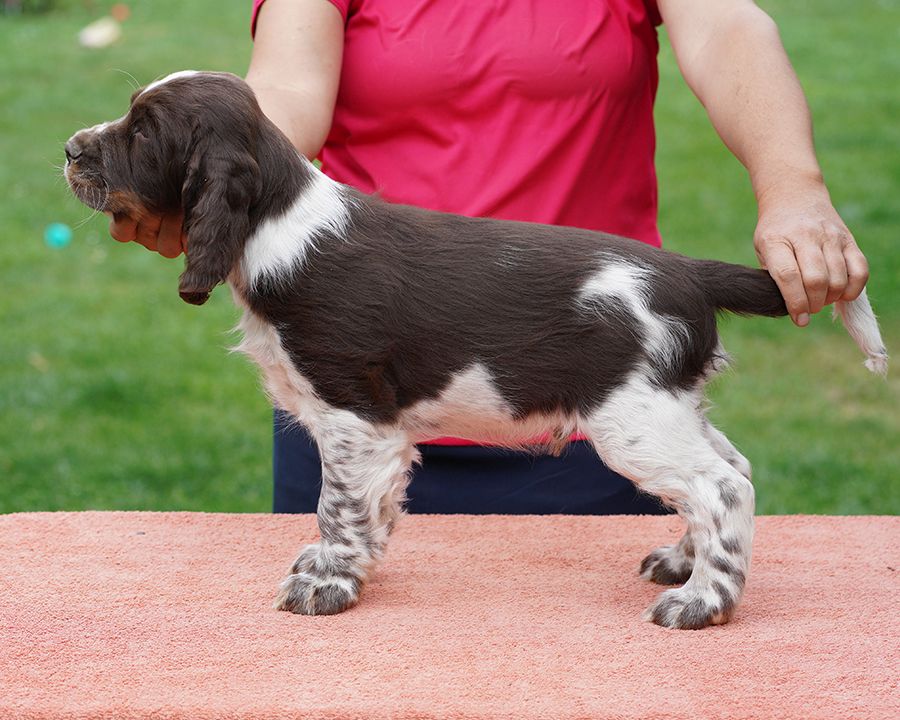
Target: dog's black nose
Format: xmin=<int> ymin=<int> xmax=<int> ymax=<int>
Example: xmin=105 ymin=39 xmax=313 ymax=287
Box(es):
xmin=64 ymin=139 xmax=83 ymax=162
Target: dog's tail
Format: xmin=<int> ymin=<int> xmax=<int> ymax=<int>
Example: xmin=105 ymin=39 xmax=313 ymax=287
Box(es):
xmin=697 ymin=260 xmax=788 ymax=318
xmin=832 ymin=290 xmax=889 ymax=375
xmin=697 ymin=259 xmax=888 ymax=375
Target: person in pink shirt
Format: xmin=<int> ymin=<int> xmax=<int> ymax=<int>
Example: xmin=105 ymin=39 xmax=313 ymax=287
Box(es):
xmin=112 ymin=0 xmax=868 ymax=514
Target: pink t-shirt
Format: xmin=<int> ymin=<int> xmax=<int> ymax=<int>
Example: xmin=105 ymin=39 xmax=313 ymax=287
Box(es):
xmin=251 ymin=0 xmax=662 ymax=444
xmin=251 ymin=0 xmax=661 ymax=244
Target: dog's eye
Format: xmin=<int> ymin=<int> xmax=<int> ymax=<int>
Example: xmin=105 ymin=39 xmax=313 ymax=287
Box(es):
xmin=129 ymin=125 xmax=146 ymax=141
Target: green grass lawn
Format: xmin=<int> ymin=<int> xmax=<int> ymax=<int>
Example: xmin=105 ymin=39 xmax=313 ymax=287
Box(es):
xmin=1 ymin=0 xmax=897 ymax=514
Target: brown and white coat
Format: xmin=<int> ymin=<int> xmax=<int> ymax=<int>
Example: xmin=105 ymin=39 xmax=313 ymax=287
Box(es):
xmin=65 ymin=71 xmax=888 ymax=628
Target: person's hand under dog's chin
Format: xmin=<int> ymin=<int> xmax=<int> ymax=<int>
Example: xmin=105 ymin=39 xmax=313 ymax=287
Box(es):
xmin=107 ymin=210 xmax=187 ymax=259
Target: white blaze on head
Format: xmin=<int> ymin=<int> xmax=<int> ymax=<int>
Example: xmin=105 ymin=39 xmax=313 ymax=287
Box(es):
xmin=140 ymin=70 xmax=201 ymax=96
xmin=81 ymin=71 xmax=203 ymax=141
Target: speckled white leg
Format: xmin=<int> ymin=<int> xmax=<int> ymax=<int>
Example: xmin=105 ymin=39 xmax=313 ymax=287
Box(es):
xmin=581 ymin=376 xmax=754 ymax=629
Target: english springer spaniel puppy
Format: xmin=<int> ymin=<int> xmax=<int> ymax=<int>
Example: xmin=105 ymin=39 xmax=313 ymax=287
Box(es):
xmin=65 ymin=71 xmax=888 ymax=629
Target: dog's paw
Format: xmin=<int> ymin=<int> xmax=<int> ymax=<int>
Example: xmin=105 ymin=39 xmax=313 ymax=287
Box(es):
xmin=643 ymin=586 xmax=734 ymax=630
xmin=639 ymin=545 xmax=693 ymax=585
xmin=274 ymin=572 xmax=360 ymax=615
xmin=290 ymin=543 xmax=321 ymax=574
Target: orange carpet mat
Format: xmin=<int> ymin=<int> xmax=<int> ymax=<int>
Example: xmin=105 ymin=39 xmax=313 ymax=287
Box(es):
xmin=1 ymin=512 xmax=897 ymax=719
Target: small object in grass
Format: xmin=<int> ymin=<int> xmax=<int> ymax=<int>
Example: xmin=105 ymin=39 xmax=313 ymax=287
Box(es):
xmin=44 ymin=222 xmax=72 ymax=248
xmin=110 ymin=3 xmax=131 ymax=22
xmin=78 ymin=17 xmax=121 ymax=49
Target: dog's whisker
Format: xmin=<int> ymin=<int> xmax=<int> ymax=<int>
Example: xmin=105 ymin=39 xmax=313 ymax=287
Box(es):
xmin=72 ymin=181 xmax=107 ymax=229
xmin=73 ymin=207 xmax=99 ymax=229
xmin=111 ymin=67 xmax=141 ymax=92
xmin=74 ymin=207 xmax=99 ymax=229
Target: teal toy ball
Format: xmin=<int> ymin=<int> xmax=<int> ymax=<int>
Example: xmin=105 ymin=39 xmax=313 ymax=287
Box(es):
xmin=44 ymin=222 xmax=73 ymax=248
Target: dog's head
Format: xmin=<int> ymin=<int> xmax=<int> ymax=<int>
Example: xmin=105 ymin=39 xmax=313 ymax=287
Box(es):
xmin=64 ymin=71 xmax=274 ymax=305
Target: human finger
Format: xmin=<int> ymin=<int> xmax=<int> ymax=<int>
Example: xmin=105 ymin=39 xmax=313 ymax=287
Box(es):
xmin=762 ymin=240 xmax=810 ymax=326
xmin=157 ymin=213 xmax=186 ymax=258
xmin=822 ymin=237 xmax=849 ymax=306
xmin=793 ymin=240 xmax=830 ymax=316
xmin=109 ymin=212 xmax=138 ymax=243
xmin=134 ymin=214 xmax=163 ymax=252
xmin=841 ymin=242 xmax=869 ymax=301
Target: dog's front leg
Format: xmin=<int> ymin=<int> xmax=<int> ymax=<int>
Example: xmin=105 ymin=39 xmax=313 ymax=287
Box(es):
xmin=275 ymin=416 xmax=416 ymax=615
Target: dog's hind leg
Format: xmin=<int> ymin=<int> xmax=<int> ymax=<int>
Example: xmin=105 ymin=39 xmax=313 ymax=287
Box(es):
xmin=275 ymin=412 xmax=416 ymax=615
xmin=637 ymin=419 xmax=752 ymax=586
xmin=703 ymin=419 xmax=752 ymax=480
xmin=582 ymin=377 xmax=754 ymax=629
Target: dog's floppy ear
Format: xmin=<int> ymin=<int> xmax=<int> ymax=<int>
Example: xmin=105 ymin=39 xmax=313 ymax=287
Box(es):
xmin=178 ymin=134 xmax=261 ymax=305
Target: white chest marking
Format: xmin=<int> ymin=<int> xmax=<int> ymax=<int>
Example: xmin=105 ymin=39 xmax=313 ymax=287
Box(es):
xmin=241 ymin=161 xmax=350 ymax=286
xmin=229 ymin=290 xmax=327 ymax=432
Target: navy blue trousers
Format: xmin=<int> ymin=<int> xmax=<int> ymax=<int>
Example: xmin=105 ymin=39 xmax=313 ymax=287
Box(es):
xmin=273 ymin=411 xmax=671 ymax=515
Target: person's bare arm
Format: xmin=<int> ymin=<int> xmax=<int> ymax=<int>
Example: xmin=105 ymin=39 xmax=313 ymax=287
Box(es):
xmin=109 ymin=0 xmax=343 ymax=257
xmin=246 ymin=0 xmax=343 ymax=158
xmin=659 ymin=0 xmax=868 ymax=326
